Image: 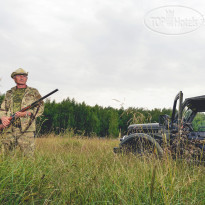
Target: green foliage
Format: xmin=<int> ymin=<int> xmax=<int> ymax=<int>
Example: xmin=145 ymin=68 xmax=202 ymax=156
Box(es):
xmin=0 ymin=137 xmax=204 ymax=204
xmin=0 ymin=94 xmax=4 ymax=105
xmin=108 ymin=109 xmax=119 ymax=137
xmin=0 ymin=93 xmax=173 ymax=137
xmin=39 ymin=98 xmax=173 ymax=137
xmin=192 ymin=113 xmax=205 ymax=131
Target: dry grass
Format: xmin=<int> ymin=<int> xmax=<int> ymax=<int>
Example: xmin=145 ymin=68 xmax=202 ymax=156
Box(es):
xmin=0 ymin=135 xmax=205 ymax=204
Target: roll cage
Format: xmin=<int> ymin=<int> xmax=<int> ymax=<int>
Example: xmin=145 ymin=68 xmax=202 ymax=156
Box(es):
xmin=172 ymin=92 xmax=205 ymax=125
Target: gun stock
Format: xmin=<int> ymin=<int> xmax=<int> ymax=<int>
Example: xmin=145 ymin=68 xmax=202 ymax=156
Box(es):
xmin=0 ymin=124 xmax=5 ymax=130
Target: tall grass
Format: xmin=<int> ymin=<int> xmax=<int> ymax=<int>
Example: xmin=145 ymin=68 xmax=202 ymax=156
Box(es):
xmin=0 ymin=135 xmax=205 ymax=204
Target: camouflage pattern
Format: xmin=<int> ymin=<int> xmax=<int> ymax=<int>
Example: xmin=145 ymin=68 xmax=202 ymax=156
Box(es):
xmin=0 ymin=86 xmax=44 ymax=133
xmin=169 ymin=131 xmax=205 ymax=161
xmin=11 ymin=68 xmax=28 ymax=78
xmin=0 ymin=128 xmax=35 ymax=156
xmin=13 ymin=88 xmax=26 ymax=127
xmin=0 ymin=86 xmax=44 ymax=156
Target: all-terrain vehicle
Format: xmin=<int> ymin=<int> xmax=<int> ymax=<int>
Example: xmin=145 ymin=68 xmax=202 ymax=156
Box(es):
xmin=114 ymin=91 xmax=205 ymax=160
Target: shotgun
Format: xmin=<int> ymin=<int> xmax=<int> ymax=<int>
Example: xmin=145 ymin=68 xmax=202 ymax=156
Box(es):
xmin=0 ymin=89 xmax=58 ymax=131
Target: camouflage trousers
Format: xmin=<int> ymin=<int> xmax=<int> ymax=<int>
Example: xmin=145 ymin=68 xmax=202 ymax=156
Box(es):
xmin=0 ymin=127 xmax=35 ymax=157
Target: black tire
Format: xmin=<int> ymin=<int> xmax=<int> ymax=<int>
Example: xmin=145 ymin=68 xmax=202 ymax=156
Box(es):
xmin=119 ymin=133 xmax=163 ymax=158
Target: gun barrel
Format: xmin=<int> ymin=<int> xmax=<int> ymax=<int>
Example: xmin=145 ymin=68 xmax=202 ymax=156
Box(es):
xmin=30 ymin=89 xmax=59 ymax=108
xmin=38 ymin=88 xmax=59 ymax=101
xmin=0 ymin=88 xmax=59 ymax=131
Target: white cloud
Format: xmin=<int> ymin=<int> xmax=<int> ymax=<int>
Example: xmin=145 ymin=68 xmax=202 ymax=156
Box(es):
xmin=1 ymin=0 xmax=205 ymax=109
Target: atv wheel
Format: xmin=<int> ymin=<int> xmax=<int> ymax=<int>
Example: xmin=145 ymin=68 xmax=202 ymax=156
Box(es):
xmin=120 ymin=134 xmax=163 ymax=158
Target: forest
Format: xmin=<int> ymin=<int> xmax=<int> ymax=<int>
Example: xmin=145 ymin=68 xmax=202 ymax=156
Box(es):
xmin=0 ymin=94 xmax=172 ymax=137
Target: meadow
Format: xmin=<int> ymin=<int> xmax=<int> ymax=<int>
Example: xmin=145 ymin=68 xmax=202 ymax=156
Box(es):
xmin=0 ymin=135 xmax=205 ymax=204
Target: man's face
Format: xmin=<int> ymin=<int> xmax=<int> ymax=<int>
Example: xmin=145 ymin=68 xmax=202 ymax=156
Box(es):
xmin=13 ymin=74 xmax=28 ymax=85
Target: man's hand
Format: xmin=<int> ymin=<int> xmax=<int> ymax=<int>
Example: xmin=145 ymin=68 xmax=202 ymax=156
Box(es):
xmin=0 ymin=112 xmax=32 ymax=128
xmin=1 ymin=116 xmax=11 ymax=127
xmin=15 ymin=111 xmax=31 ymax=118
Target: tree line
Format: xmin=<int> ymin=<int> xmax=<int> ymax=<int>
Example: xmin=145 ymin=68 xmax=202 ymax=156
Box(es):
xmin=0 ymin=94 xmax=172 ymax=137
xmin=36 ymin=97 xmax=172 ymax=137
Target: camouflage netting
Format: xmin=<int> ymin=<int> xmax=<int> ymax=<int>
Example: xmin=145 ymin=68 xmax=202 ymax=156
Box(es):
xmin=169 ymin=131 xmax=205 ymax=162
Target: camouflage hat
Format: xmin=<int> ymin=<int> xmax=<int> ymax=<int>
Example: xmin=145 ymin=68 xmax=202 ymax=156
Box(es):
xmin=11 ymin=68 xmax=28 ymax=78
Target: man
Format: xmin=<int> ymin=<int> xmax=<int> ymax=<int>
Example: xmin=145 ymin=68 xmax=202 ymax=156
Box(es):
xmin=0 ymin=68 xmax=44 ymax=156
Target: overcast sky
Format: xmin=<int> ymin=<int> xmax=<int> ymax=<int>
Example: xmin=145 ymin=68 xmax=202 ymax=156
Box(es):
xmin=0 ymin=0 xmax=205 ymax=109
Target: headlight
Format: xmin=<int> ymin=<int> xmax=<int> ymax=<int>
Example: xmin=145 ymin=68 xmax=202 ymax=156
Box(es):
xmin=120 ymin=135 xmax=128 ymax=141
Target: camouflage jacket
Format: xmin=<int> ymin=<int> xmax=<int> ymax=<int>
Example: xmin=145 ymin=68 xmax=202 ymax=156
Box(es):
xmin=0 ymin=86 xmax=44 ymax=133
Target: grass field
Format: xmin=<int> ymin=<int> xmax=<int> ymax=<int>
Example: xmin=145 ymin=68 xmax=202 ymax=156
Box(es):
xmin=0 ymin=135 xmax=205 ymax=204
